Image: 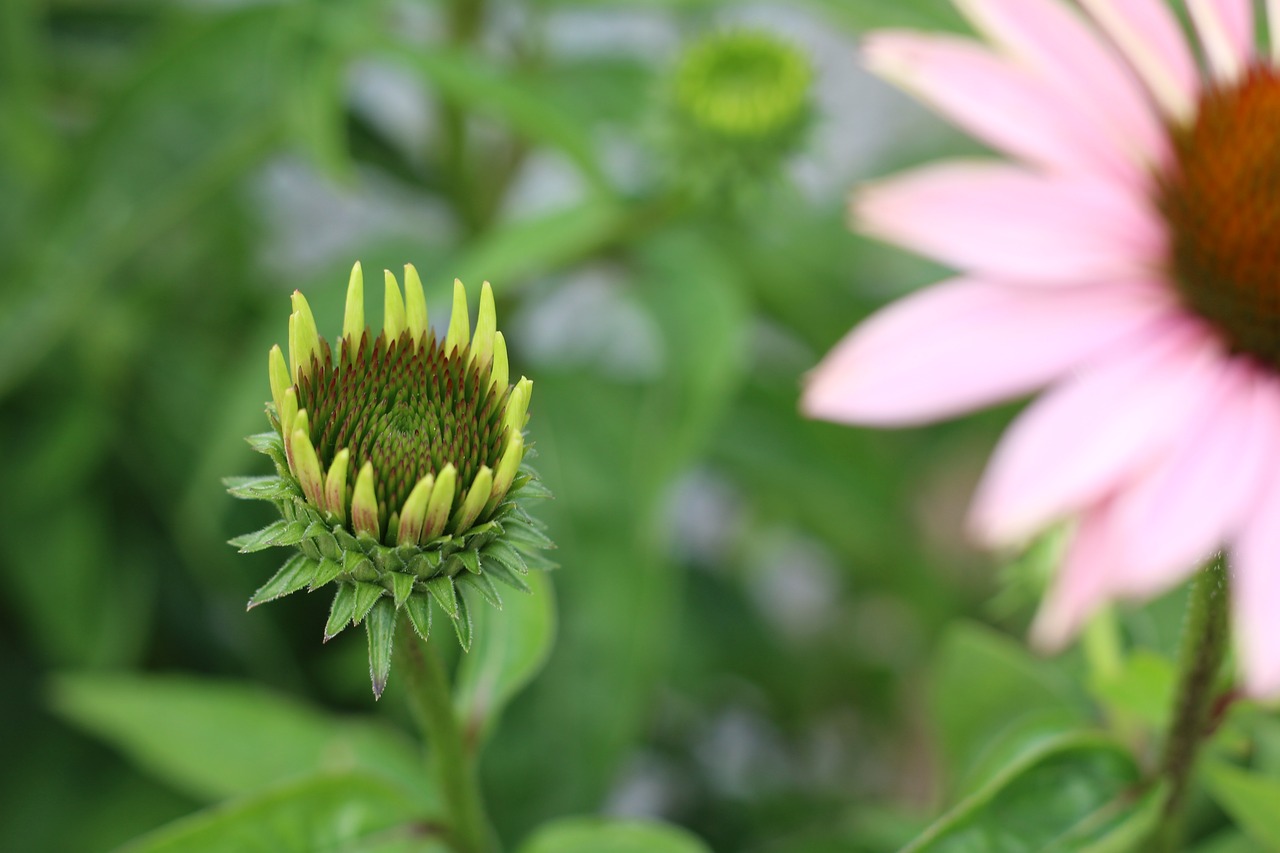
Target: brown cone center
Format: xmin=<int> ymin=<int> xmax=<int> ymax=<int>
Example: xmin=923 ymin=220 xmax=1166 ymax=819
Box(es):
xmin=1160 ymin=66 xmax=1280 ymax=368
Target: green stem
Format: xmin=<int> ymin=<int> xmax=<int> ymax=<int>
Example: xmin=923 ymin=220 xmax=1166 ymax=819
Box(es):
xmin=1148 ymin=556 xmax=1230 ymax=852
xmin=399 ymin=625 xmax=494 ymax=853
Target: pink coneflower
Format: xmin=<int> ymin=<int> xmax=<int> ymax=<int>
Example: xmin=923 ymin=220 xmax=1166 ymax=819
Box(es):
xmin=803 ymin=0 xmax=1280 ymax=695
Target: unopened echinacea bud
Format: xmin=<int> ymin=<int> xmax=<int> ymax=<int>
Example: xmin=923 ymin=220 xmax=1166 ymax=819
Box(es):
xmin=226 ymin=263 xmax=553 ymax=699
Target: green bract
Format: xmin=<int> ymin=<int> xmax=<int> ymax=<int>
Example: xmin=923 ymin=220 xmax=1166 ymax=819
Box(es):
xmin=227 ymin=263 xmax=553 ymax=698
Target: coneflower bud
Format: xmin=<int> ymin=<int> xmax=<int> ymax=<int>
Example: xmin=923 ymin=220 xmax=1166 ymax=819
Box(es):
xmin=227 ymin=263 xmax=554 ymax=698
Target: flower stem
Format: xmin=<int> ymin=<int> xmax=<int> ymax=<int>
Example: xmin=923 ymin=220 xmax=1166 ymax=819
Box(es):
xmin=1149 ymin=556 xmax=1230 ymax=852
xmin=399 ymin=624 xmax=494 ymax=853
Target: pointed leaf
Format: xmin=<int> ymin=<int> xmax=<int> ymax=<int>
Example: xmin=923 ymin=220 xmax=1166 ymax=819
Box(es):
xmin=452 ymin=591 xmax=473 ymax=652
xmin=365 ymin=598 xmax=397 ymax=700
xmin=512 ymin=477 xmax=553 ymax=501
xmin=481 ymin=557 xmax=532 ymax=593
xmin=248 ymin=554 xmax=320 ymax=609
xmin=1204 ymin=762 xmax=1280 ymax=849
xmin=351 ymin=581 xmax=385 ymax=626
xmin=425 ymin=575 xmax=458 ymax=619
xmin=482 ymin=540 xmax=527 ymax=574
xmin=501 ymin=518 xmax=555 ymax=551
xmin=457 ymin=571 xmax=502 ymax=610
xmin=518 ymin=818 xmax=710 ymax=853
xmin=404 ymin=592 xmax=432 ymax=641
xmin=389 ymin=572 xmax=415 ymax=608
xmin=229 ymin=519 xmax=304 ymax=553
xmin=245 ymin=431 xmax=285 ymax=457
xmin=307 ymin=558 xmax=344 ymax=591
xmin=324 ymin=583 xmax=358 ymax=641
xmin=224 ymin=475 xmax=298 ymax=502
xmin=458 ymin=549 xmax=481 ymax=575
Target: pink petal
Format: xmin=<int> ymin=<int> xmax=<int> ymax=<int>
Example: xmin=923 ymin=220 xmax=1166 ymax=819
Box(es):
xmin=1078 ymin=0 xmax=1201 ymax=121
xmin=802 ymin=278 xmax=1173 ymax=426
xmin=955 ymin=0 xmax=1167 ymax=172
xmin=1109 ymin=359 xmax=1277 ymax=598
xmin=1188 ymin=0 xmax=1256 ymax=82
xmin=1270 ymin=0 xmax=1280 ymax=63
xmin=861 ymin=32 xmax=1140 ymax=181
xmin=1231 ymin=447 xmax=1280 ymax=697
xmin=970 ymin=320 xmax=1223 ymax=547
xmin=855 ymin=162 xmax=1165 ymax=284
xmin=1030 ymin=503 xmax=1121 ymax=652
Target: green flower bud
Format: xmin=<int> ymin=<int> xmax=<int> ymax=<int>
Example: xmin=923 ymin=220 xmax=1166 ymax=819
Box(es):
xmin=227 ymin=263 xmax=553 ymax=699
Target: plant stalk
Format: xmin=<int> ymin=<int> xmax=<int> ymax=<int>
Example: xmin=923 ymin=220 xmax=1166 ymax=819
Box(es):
xmin=399 ymin=625 xmax=494 ymax=853
xmin=1148 ymin=556 xmax=1230 ymax=852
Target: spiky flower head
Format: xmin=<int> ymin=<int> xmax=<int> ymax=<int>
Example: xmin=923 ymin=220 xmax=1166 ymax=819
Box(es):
xmin=227 ymin=263 xmax=553 ymax=698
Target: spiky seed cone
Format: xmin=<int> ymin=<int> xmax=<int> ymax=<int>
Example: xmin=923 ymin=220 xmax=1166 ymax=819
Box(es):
xmin=227 ymin=262 xmax=554 ymax=699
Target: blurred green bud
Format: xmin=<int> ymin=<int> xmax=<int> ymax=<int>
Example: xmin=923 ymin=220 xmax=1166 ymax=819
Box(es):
xmin=227 ymin=264 xmax=554 ymax=699
xmin=667 ymin=30 xmax=814 ymax=202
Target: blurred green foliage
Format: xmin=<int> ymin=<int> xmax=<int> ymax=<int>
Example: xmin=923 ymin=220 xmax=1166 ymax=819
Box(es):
xmin=5 ymin=1 xmax=1280 ymax=851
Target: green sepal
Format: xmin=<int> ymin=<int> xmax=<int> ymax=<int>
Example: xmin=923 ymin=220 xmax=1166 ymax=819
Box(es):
xmin=501 ymin=518 xmax=555 ymax=551
xmin=351 ymin=581 xmax=384 ymax=626
xmin=457 ymin=571 xmax=502 ymax=610
xmin=519 ymin=548 xmax=559 ymax=571
xmin=343 ymin=549 xmax=376 ymax=581
xmin=408 ymin=550 xmax=443 ymax=578
xmin=405 ymin=592 xmax=432 ymax=641
xmin=425 ymin=575 xmax=458 ymax=619
xmin=480 ymin=556 xmax=532 ymax=593
xmin=246 ymin=431 xmax=288 ymax=468
xmin=248 ymin=553 xmax=319 ymax=609
xmin=229 ymin=519 xmax=308 ymax=553
xmin=482 ymin=540 xmax=528 ymax=574
xmin=389 ymin=572 xmax=415 ymax=609
xmin=451 ymin=590 xmax=473 ymax=652
xmin=458 ymin=549 xmax=481 ymax=574
xmin=366 ymin=598 xmax=397 ymax=699
xmin=325 ymin=583 xmax=358 ymax=641
xmin=308 ymin=557 xmax=345 ymax=591
xmin=223 ymin=475 xmax=298 ymax=502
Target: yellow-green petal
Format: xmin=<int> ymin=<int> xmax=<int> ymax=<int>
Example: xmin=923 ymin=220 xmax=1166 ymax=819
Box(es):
xmin=487 ymin=431 xmax=524 ymax=512
xmin=422 ymin=463 xmax=457 ymax=539
xmin=397 ymin=474 xmax=435 ymax=545
xmin=490 ymin=331 xmax=509 ymax=390
xmin=279 ymin=386 xmax=299 ymax=438
xmin=268 ymin=345 xmax=291 ymax=417
xmin=503 ymin=377 xmax=533 ymax=437
xmin=444 ymin=279 xmax=470 ymax=354
xmin=383 ymin=270 xmax=406 ymax=340
xmin=344 ymin=261 xmax=365 ymax=342
xmin=452 ymin=465 xmax=492 ymax=534
xmin=325 ymin=448 xmax=351 ymax=524
xmin=404 ymin=264 xmax=429 ymax=343
xmin=470 ymin=281 xmax=496 ymax=368
xmin=291 ymin=423 xmax=324 ymax=509
xmin=351 ymin=462 xmax=380 ymax=540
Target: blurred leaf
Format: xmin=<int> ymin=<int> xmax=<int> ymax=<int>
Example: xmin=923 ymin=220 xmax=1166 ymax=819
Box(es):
xmin=49 ymin=673 xmax=434 ymax=810
xmin=1190 ymin=830 xmax=1271 ymax=853
xmin=455 ymin=572 xmax=557 ymax=745
xmin=518 ymin=818 xmax=711 ymax=853
xmin=1203 ymin=762 xmax=1280 ymax=849
xmin=116 ymin=773 xmax=421 ymax=853
xmin=1088 ymin=650 xmax=1176 ymax=731
xmin=903 ymin=731 xmax=1149 ymax=852
xmin=931 ymin=622 xmax=1089 ymax=791
xmin=798 ymin=0 xmax=969 ymax=32
xmin=380 ymin=43 xmax=607 ymax=189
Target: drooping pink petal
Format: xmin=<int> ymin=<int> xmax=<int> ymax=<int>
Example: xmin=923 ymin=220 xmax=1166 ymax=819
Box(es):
xmin=1030 ymin=503 xmax=1120 ymax=652
xmin=861 ymin=32 xmax=1140 ymax=181
xmin=1078 ymin=0 xmax=1201 ymax=121
xmin=969 ymin=320 xmax=1223 ymax=547
xmin=1109 ymin=359 xmax=1278 ymax=599
xmin=802 ymin=278 xmax=1173 ymax=426
xmin=955 ymin=0 xmax=1167 ymax=172
xmin=1231 ymin=455 xmax=1280 ymax=697
xmin=855 ymin=162 xmax=1165 ymax=284
xmin=1187 ymin=0 xmax=1256 ymax=83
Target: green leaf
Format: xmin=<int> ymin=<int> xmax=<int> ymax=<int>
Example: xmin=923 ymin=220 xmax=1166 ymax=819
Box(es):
xmin=518 ymin=818 xmax=711 ymax=853
xmin=1088 ymin=650 xmax=1177 ymax=731
xmin=308 ymin=557 xmax=345 ymax=591
xmin=452 ymin=590 xmax=474 ymax=652
xmin=223 ymin=475 xmax=297 ymax=501
xmin=426 ymin=575 xmax=458 ymax=619
xmin=930 ymin=621 xmax=1089 ymax=791
xmin=901 ymin=731 xmax=1143 ymax=852
xmin=366 ymin=598 xmax=397 ymax=699
xmin=325 ymin=583 xmax=359 ymax=641
xmin=48 ymin=674 xmax=433 ymax=809
xmin=389 ymin=572 xmax=415 ymax=608
xmin=115 ymin=773 xmax=420 ymax=853
xmin=455 ymin=572 xmax=555 ymax=743
xmin=248 ymin=554 xmax=320 ymax=608
xmin=405 ymin=592 xmax=432 ymax=641
xmin=483 ymin=540 xmax=528 ymax=574
xmin=1203 ymin=762 xmax=1280 ymax=849
xmin=457 ymin=571 xmax=503 ymax=610
xmin=501 ymin=518 xmax=555 ymax=551
xmin=229 ymin=519 xmax=306 ymax=553
xmin=351 ymin=581 xmax=385 ymax=626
